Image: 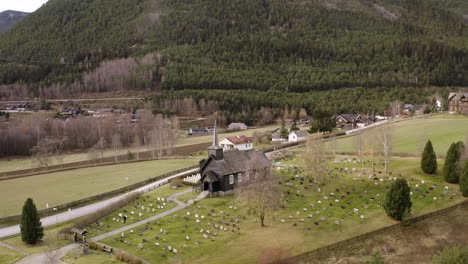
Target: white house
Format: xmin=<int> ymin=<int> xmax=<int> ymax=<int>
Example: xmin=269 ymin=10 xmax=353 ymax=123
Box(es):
xmin=219 ymin=136 xmax=253 ymax=151
xmin=228 ymin=122 xmax=248 ymax=130
xmin=288 ymin=130 xmax=308 ymax=142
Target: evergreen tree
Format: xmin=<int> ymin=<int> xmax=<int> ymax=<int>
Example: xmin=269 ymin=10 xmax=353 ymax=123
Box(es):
xmin=20 ymin=198 xmax=44 ymax=245
xmin=383 ymin=178 xmax=412 ymax=221
xmin=279 ymin=120 xmax=289 ymax=139
xmin=290 ymin=121 xmax=299 ymax=131
xmin=443 ymin=142 xmax=462 ymax=183
xmin=421 ymin=140 xmax=437 ymax=174
xmin=460 ymin=161 xmax=468 ymax=197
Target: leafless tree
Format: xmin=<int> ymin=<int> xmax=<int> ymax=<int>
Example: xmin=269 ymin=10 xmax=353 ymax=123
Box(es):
xmin=364 ymin=129 xmax=379 ymax=172
xmin=235 ymin=156 xmax=281 ymax=227
xmin=354 ymin=131 xmax=365 ymax=169
xmin=132 ymin=134 xmax=142 ymax=160
xmin=378 ymin=123 xmax=393 ymax=173
xmin=111 ymin=134 xmax=122 ymax=162
xmin=302 ymin=135 xmax=331 ymax=187
xmin=389 ymin=100 xmax=402 ymax=118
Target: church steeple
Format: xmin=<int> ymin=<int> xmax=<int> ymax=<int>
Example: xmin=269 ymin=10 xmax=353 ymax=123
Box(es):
xmin=208 ymin=120 xmax=223 ymax=160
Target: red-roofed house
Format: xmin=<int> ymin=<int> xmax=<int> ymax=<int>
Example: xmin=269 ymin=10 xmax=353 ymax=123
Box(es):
xmin=219 ymin=136 xmax=253 ymax=151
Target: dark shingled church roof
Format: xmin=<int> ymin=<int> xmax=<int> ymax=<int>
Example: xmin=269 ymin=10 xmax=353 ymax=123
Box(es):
xmin=200 ymin=150 xmax=270 ymax=178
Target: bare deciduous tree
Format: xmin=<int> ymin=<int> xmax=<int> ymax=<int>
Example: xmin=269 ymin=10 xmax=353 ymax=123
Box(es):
xmin=236 ymin=156 xmax=281 ymax=227
xmin=354 ymin=131 xmax=365 ymax=169
xmin=364 ymin=129 xmax=379 ymax=172
xmin=378 ymin=123 xmax=393 ymax=173
xmin=302 ymin=136 xmax=331 ymax=187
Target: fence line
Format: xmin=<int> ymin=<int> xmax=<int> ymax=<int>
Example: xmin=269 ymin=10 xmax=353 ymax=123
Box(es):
xmin=0 ymin=142 xmax=210 ymax=181
xmin=0 ymin=165 xmax=199 ymax=223
xmin=290 ymin=200 xmax=468 ymax=263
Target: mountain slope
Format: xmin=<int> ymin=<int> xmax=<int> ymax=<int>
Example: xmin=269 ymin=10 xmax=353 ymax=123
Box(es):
xmin=0 ymin=10 xmax=29 ymax=35
xmin=0 ymin=0 xmax=467 ymax=94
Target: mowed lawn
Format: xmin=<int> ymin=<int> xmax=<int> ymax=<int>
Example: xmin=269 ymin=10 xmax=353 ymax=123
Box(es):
xmin=327 ymin=117 xmax=468 ymax=154
xmin=0 ymin=159 xmax=197 ymax=217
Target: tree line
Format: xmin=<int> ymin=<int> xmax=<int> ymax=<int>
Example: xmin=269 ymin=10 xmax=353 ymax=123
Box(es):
xmin=0 ymin=110 xmax=176 ymax=162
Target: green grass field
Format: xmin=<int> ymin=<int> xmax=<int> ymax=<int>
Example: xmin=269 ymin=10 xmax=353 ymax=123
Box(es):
xmin=326 ymin=116 xmax=468 ymax=155
xmin=0 ymin=159 xmax=197 ymax=217
xmin=96 ymin=155 xmax=464 ymax=264
xmin=0 ymin=245 xmax=24 ymax=264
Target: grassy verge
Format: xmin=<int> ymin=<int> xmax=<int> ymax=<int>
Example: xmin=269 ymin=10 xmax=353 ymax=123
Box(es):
xmin=62 ymin=250 xmax=125 ymax=264
xmin=0 ymin=220 xmax=74 ymax=255
xmin=0 ymin=245 xmax=24 ymax=264
xmin=309 ymin=203 xmax=468 ymax=263
xmin=0 ymin=159 xmax=197 ymax=218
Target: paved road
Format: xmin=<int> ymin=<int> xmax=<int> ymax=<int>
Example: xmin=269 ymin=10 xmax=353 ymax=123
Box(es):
xmin=0 ymin=168 xmax=199 ymax=239
xmin=13 ymin=188 xmax=202 ymax=264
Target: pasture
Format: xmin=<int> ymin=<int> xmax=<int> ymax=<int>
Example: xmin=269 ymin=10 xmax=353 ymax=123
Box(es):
xmin=326 ymin=116 xmax=468 ymax=155
xmin=95 ymin=155 xmax=464 ymax=264
xmin=0 ymin=159 xmax=197 ymax=217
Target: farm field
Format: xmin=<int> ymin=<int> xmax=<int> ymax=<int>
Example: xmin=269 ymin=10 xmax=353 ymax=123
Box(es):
xmin=326 ymin=116 xmax=468 ymax=155
xmin=0 ymin=159 xmax=197 ymax=217
xmin=93 ymin=155 xmax=464 ymax=264
xmin=0 ymin=124 xmax=281 ymax=173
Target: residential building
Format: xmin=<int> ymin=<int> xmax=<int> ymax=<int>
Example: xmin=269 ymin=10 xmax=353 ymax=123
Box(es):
xmin=288 ymin=130 xmax=308 ymax=142
xmin=219 ymin=136 xmax=253 ymax=151
xmin=228 ymin=122 xmax=248 ymax=130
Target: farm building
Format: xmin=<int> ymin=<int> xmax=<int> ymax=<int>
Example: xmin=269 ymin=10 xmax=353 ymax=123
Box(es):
xmin=448 ymin=93 xmax=468 ymax=114
xmin=271 ymin=128 xmax=287 ymax=142
xmin=219 ymin=136 xmax=253 ymax=151
xmin=199 ymin=124 xmax=270 ymax=196
xmin=335 ymin=114 xmax=368 ymax=130
xmin=228 ymin=122 xmax=248 ymax=130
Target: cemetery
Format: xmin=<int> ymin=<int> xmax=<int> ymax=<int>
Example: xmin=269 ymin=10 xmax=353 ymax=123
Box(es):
xmin=84 ymin=184 xmax=195 ymax=238
xmin=86 ymin=154 xmax=464 ymax=264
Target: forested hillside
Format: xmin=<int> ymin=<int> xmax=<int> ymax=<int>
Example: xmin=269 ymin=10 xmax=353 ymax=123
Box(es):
xmin=0 ymin=0 xmax=467 ymax=101
xmin=0 ymin=10 xmax=29 ymax=35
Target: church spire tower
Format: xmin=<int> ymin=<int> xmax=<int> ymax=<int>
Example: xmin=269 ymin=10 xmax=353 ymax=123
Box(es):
xmin=208 ymin=120 xmax=223 ymax=160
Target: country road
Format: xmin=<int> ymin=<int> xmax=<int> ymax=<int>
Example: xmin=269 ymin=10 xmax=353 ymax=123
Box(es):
xmin=12 ymin=188 xmax=202 ymax=264
xmin=0 ymin=97 xmax=144 ymax=104
xmin=0 ymin=168 xmax=199 ymax=239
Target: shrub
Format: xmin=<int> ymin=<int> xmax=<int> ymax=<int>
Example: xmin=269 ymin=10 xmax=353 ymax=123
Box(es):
xmin=421 ymin=140 xmax=437 ymax=174
xmin=366 ymin=252 xmax=385 ymax=264
xmin=443 ymin=142 xmax=463 ymax=183
xmin=88 ymin=241 xmax=99 ymax=250
xmin=115 ymin=251 xmax=142 ymax=264
xmin=20 ymin=198 xmax=44 ymax=245
xmin=60 ymin=192 xmax=140 ymax=234
xmin=383 ymin=178 xmax=412 ymax=221
xmin=460 ymin=162 xmax=468 ymax=197
xmin=432 ymin=246 xmax=468 ymax=264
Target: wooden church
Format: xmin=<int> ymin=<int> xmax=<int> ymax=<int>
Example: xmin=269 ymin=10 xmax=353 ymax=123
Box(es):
xmin=199 ymin=122 xmax=270 ymax=196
